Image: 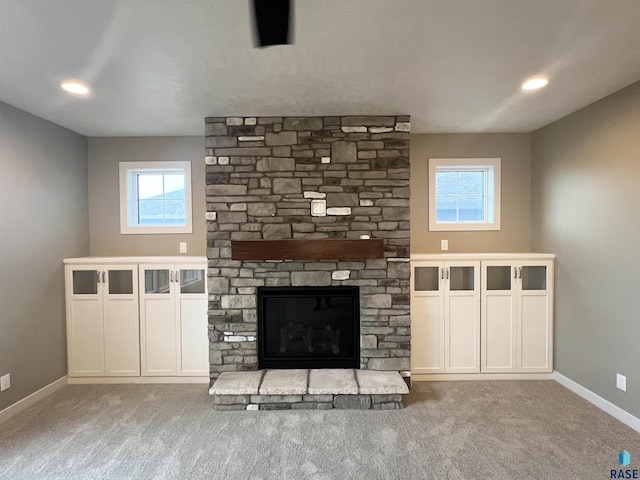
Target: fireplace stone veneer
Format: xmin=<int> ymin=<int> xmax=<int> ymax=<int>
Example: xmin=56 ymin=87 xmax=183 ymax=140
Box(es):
xmin=205 ymin=116 xmax=410 ymax=382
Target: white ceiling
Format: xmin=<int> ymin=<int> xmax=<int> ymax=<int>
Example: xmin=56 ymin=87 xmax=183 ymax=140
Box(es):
xmin=1 ymin=0 xmax=639 ymax=136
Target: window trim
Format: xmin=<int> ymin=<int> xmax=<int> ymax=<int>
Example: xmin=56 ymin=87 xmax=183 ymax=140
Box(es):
xmin=428 ymin=158 xmax=501 ymax=232
xmin=119 ymin=161 xmax=192 ymax=235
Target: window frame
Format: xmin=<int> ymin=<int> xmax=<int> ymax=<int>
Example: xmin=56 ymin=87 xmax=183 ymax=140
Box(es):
xmin=119 ymin=161 xmax=192 ymax=235
xmin=428 ymin=158 xmax=501 ymax=232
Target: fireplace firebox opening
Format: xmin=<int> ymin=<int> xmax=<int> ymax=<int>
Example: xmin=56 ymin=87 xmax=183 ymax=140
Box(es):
xmin=257 ymin=286 xmax=360 ymax=369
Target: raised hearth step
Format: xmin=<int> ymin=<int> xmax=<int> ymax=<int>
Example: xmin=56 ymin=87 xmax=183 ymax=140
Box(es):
xmin=259 ymin=369 xmax=307 ymax=395
xmin=209 ymin=370 xmax=264 ymax=395
xmin=356 ymin=370 xmax=409 ymax=394
xmin=308 ymin=369 xmax=358 ymax=394
xmin=209 ymin=369 xmax=409 ymax=410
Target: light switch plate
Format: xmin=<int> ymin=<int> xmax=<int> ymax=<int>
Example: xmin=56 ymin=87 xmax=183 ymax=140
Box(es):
xmin=311 ymin=199 xmax=326 ymax=217
xmin=617 ymin=373 xmax=626 ymax=392
xmin=179 ymin=242 xmax=187 ymax=253
xmin=441 ymin=239 xmax=449 ymax=251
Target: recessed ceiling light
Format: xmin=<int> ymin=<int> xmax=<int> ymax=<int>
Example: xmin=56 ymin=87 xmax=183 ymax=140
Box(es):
xmin=521 ymin=76 xmax=549 ymax=91
xmin=61 ymin=81 xmax=90 ymax=95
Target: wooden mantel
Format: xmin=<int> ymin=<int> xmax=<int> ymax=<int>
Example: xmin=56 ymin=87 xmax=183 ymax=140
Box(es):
xmin=231 ymin=239 xmax=384 ymax=261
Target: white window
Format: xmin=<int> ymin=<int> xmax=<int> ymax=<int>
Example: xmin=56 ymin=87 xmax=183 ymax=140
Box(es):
xmin=428 ymin=158 xmax=501 ymax=231
xmin=119 ymin=161 xmax=192 ymax=234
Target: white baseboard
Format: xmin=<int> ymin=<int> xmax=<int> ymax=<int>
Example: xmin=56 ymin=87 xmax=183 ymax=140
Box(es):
xmin=553 ymin=371 xmax=640 ymax=433
xmin=0 ymin=376 xmax=68 ymax=425
xmin=412 ymin=372 xmax=553 ymax=381
xmin=67 ymin=376 xmax=209 ymax=384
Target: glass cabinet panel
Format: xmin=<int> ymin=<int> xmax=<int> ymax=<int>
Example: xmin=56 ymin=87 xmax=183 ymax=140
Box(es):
xmin=414 ymin=266 xmax=440 ymax=291
xmin=145 ymin=270 xmax=171 ymax=294
xmin=108 ymin=270 xmax=133 ymax=294
xmin=180 ymin=269 xmax=205 ymax=294
xmin=487 ymin=266 xmax=512 ymax=291
xmin=449 ymin=266 xmax=474 ymax=291
xmin=73 ymin=270 xmax=98 ymax=294
xmin=522 ymin=266 xmax=547 ymax=290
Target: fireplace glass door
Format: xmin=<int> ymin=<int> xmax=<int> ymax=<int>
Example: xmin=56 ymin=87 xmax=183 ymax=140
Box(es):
xmin=257 ymin=286 xmax=360 ymax=369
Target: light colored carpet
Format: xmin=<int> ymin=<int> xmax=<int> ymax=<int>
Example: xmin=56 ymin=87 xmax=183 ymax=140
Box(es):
xmin=1 ymin=381 xmax=638 ymax=479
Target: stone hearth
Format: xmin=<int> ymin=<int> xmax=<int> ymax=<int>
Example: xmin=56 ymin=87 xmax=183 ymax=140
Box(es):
xmin=205 ymin=116 xmax=411 ymax=382
xmin=209 ymin=369 xmax=409 ymax=410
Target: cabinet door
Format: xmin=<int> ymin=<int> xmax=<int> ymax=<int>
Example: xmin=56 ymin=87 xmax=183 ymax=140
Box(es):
xmin=517 ymin=261 xmax=553 ymax=372
xmin=176 ymin=265 xmax=208 ymax=376
xmin=65 ymin=266 xmax=104 ymax=377
xmin=139 ymin=265 xmax=177 ymax=375
xmin=445 ymin=262 xmax=480 ymax=373
xmin=481 ymin=262 xmax=517 ymax=373
xmin=411 ymin=263 xmax=445 ymax=374
xmin=103 ymin=266 xmax=140 ymax=376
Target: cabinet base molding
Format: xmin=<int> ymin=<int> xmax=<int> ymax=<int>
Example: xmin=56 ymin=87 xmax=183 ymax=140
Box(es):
xmin=411 ymin=373 xmax=553 ymax=382
xmin=68 ymin=376 xmax=209 ymax=385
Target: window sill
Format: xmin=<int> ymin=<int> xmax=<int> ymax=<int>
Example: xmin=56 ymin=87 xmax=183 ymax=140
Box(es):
xmin=428 ymin=222 xmax=500 ymax=232
xmin=120 ymin=225 xmax=193 ymax=235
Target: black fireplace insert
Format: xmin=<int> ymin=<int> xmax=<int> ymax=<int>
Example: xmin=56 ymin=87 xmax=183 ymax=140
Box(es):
xmin=257 ymin=286 xmax=360 ymax=369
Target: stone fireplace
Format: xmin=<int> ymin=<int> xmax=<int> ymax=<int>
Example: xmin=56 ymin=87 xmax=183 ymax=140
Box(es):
xmin=205 ymin=116 xmax=410 ymax=382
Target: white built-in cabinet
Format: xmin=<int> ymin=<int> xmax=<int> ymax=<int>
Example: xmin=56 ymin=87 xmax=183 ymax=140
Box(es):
xmin=65 ymin=264 xmax=140 ymax=377
xmin=139 ymin=263 xmax=209 ymax=376
xmin=411 ymin=254 xmax=554 ymax=380
xmin=64 ymin=257 xmax=208 ymax=383
xmin=411 ymin=260 xmax=480 ymax=374
xmin=481 ymin=260 xmax=553 ymax=373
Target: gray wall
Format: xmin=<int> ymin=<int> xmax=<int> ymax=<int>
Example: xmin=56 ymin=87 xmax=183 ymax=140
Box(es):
xmin=88 ymin=137 xmax=206 ymax=256
xmin=532 ymin=81 xmax=640 ymax=417
xmin=0 ymin=101 xmax=88 ymax=412
xmin=411 ymin=134 xmax=532 ymax=253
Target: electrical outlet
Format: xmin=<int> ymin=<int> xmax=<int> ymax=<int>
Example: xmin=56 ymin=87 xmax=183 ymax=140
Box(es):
xmin=616 ymin=373 xmax=626 ymax=392
xmin=441 ymin=239 xmax=449 ymax=251
xmin=0 ymin=374 xmax=10 ymax=392
xmin=179 ymin=242 xmax=187 ymax=253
